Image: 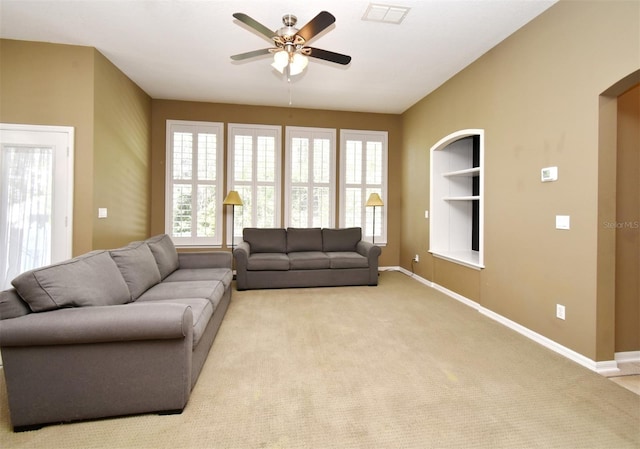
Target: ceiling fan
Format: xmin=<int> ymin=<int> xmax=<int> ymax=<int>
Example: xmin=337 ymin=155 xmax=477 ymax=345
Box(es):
xmin=230 ymin=11 xmax=352 ymax=77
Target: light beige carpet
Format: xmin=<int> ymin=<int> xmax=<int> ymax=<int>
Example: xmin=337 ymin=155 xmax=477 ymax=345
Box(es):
xmin=1 ymin=271 xmax=639 ymax=449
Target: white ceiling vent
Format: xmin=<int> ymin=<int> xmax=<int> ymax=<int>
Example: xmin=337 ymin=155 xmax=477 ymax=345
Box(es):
xmin=362 ymin=3 xmax=410 ymax=24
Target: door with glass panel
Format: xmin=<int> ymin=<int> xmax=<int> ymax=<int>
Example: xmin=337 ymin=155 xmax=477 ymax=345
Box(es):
xmin=0 ymin=124 xmax=73 ymax=289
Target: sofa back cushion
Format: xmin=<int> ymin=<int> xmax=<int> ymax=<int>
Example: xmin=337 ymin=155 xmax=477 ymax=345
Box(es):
xmin=243 ymin=228 xmax=287 ymax=253
xmin=286 ymin=228 xmax=323 ymax=253
xmin=11 ymin=251 xmax=131 ymax=312
xmin=322 ymin=227 xmax=362 ymax=252
xmin=145 ymin=234 xmax=180 ymax=279
xmin=110 ymin=242 xmax=162 ymax=300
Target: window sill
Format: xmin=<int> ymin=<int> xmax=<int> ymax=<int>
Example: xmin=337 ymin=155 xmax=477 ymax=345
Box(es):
xmin=429 ymin=250 xmax=484 ymax=270
xmin=175 ymin=244 xmax=223 ymax=250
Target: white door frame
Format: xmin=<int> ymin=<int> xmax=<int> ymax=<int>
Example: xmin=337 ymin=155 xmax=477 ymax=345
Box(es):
xmin=0 ymin=123 xmax=74 ymax=265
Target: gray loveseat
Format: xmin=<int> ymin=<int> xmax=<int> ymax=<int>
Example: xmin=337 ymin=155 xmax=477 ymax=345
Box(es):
xmin=0 ymin=234 xmax=232 ymax=431
xmin=233 ymin=227 xmax=381 ymax=290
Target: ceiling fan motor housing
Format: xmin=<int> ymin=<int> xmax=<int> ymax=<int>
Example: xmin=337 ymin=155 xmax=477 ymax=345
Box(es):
xmin=282 ymin=14 xmax=297 ymax=28
xmin=276 ymin=14 xmax=302 ymax=46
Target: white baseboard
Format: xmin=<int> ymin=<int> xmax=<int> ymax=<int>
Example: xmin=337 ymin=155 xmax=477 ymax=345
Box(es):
xmin=615 ymin=351 xmax=640 ymax=363
xmin=391 ymin=268 xmax=620 ymax=375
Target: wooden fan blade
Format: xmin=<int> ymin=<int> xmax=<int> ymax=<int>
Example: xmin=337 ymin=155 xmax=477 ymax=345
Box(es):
xmin=233 ymin=13 xmax=276 ymax=41
xmin=231 ymin=48 xmax=273 ymax=61
xmin=306 ymin=47 xmax=351 ymax=65
xmin=297 ymin=11 xmax=336 ymax=43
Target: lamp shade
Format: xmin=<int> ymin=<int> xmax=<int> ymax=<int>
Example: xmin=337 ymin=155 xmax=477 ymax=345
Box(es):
xmin=223 ymin=190 xmax=243 ymax=206
xmin=365 ymin=193 xmax=384 ymax=207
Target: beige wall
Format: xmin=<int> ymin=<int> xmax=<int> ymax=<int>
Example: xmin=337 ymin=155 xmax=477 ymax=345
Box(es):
xmin=93 ymin=52 xmax=152 ymax=249
xmin=400 ymin=1 xmax=639 ymax=360
xmin=615 ymin=84 xmax=640 ymax=352
xmin=0 ymin=39 xmax=95 ymax=255
xmin=0 ymin=39 xmax=152 ymax=255
xmin=150 ymin=100 xmax=402 ymax=267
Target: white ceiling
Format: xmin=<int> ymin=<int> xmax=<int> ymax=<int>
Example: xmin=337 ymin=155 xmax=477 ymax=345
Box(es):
xmin=0 ymin=0 xmax=557 ymax=114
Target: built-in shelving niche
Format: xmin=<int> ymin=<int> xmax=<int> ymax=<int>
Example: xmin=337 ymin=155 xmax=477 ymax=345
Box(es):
xmin=429 ymin=129 xmax=484 ymax=269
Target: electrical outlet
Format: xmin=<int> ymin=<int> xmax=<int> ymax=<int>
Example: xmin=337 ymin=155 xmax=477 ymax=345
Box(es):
xmin=556 ymin=304 xmax=566 ymax=320
xmin=413 ymin=254 xmax=419 ymax=263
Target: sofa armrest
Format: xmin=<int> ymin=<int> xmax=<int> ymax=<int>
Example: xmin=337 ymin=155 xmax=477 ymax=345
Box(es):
xmin=357 ymin=240 xmax=382 ymax=261
xmin=178 ymin=251 xmax=232 ymax=269
xmin=233 ymin=242 xmax=250 ymax=266
xmin=357 ymin=241 xmax=382 ymax=285
xmin=233 ymin=242 xmax=250 ymax=290
xmin=0 ymin=302 xmax=192 ymax=347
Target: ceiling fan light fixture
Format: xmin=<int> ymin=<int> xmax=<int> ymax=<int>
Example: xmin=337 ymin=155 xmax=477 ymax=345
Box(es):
xmin=289 ymin=53 xmax=309 ymax=76
xmin=272 ymin=50 xmax=308 ymax=76
xmin=271 ymin=50 xmax=289 ymax=73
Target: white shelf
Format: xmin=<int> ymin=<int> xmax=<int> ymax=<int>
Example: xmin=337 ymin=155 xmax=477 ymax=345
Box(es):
xmin=442 ymin=167 xmax=480 ymax=177
xmin=430 ymin=250 xmax=484 ymax=270
xmin=444 ymin=196 xmax=480 ymax=201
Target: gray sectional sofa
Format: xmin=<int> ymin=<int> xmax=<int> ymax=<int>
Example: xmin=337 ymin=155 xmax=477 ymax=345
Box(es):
xmin=0 ymin=234 xmax=232 ymax=431
xmin=234 ymin=227 xmax=381 ymax=290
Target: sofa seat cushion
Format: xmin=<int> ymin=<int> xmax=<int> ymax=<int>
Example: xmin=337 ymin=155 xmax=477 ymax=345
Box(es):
xmin=136 ymin=280 xmax=224 ymax=310
xmin=164 ymin=268 xmax=233 ymax=290
xmin=243 ymin=228 xmax=287 ymax=253
xmin=247 ymin=253 xmax=290 ymax=271
xmin=327 ymin=252 xmax=369 ymax=269
xmin=322 ymin=228 xmax=362 ymax=252
xmin=11 ymin=251 xmax=131 ymax=312
xmin=110 ymin=242 xmax=162 ymax=300
xmin=288 ymin=252 xmax=331 ymax=270
xmin=287 ymin=228 xmax=323 ymax=252
xmin=145 ymin=234 xmax=180 ymax=279
xmin=142 ymin=298 xmax=213 ymax=347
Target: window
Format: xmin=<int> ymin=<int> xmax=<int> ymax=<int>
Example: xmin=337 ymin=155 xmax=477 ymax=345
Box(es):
xmin=429 ymin=129 xmax=484 ymax=269
xmin=340 ymin=130 xmax=388 ymax=244
xmin=165 ymin=120 xmax=224 ymax=246
xmin=227 ymin=124 xmax=281 ymax=246
xmin=285 ymin=127 xmax=336 ymax=228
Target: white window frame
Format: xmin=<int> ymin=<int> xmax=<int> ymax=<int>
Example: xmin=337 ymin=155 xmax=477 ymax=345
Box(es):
xmin=165 ymin=120 xmax=224 ymax=247
xmin=285 ymin=126 xmax=336 ymax=228
xmin=339 ymin=130 xmax=388 ymax=245
xmin=227 ymin=123 xmax=282 ymax=247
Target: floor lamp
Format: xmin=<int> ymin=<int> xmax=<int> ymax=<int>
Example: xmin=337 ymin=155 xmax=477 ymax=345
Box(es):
xmin=365 ymin=193 xmax=384 ymax=245
xmin=223 ymin=190 xmax=243 ymax=252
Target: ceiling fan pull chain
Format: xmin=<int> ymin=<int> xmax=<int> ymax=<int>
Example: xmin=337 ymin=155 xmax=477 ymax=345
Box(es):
xmin=285 ymin=64 xmax=293 ymax=105
xmin=288 ymin=77 xmax=293 ymax=106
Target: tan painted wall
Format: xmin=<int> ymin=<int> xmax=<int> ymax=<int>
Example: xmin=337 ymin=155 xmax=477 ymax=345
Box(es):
xmin=93 ymin=52 xmax=152 ymax=249
xmin=0 ymin=39 xmax=152 ymax=255
xmin=615 ymin=84 xmax=640 ymax=352
xmin=150 ymin=100 xmax=402 ymax=267
xmin=400 ymin=1 xmax=640 ymax=360
xmin=0 ymin=39 xmax=95 ymax=255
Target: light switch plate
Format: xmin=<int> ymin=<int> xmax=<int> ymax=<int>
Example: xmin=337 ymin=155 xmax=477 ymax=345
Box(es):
xmin=98 ymin=208 xmax=108 ymax=219
xmin=541 ymin=166 xmax=558 ymax=182
xmin=556 ymin=215 xmax=570 ymax=230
